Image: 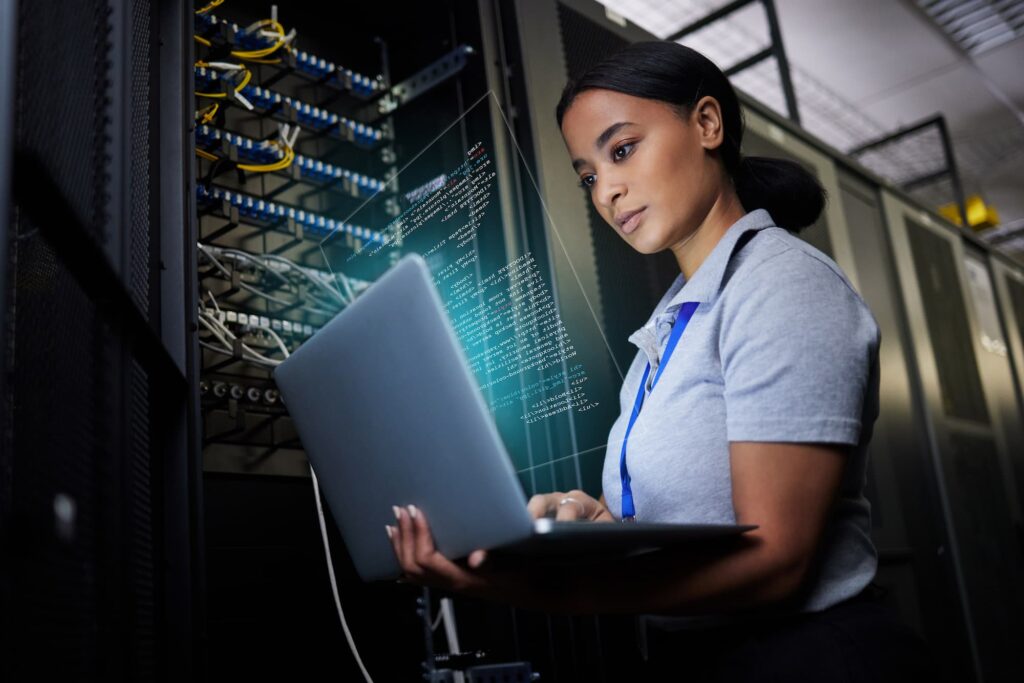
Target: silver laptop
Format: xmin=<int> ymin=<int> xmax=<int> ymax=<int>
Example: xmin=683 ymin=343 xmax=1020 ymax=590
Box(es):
xmin=274 ymin=254 xmax=754 ymax=581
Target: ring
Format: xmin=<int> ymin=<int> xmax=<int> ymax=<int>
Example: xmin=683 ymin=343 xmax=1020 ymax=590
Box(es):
xmin=558 ymin=496 xmax=587 ymax=517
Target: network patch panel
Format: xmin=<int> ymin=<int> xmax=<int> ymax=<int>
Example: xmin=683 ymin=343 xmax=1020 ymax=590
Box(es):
xmin=194 ymin=66 xmax=385 ymax=146
xmin=194 ymin=11 xmax=383 ymax=98
xmin=197 ymin=184 xmax=388 ymax=244
xmin=195 ymin=124 xmax=387 ymax=196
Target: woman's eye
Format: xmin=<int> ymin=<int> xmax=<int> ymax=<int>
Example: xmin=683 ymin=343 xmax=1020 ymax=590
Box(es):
xmin=578 ymin=174 xmax=596 ymax=190
xmin=612 ymin=142 xmax=635 ymax=160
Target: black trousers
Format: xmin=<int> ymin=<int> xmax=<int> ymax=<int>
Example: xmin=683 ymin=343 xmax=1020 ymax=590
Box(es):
xmin=639 ymin=590 xmax=943 ymax=682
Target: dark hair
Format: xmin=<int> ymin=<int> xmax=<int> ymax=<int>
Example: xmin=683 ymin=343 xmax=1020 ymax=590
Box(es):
xmin=555 ymin=41 xmax=825 ymax=232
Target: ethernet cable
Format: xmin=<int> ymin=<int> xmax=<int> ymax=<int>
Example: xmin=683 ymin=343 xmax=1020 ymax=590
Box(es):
xmin=197 ymin=243 xmax=339 ymax=318
xmin=198 ymin=299 xmax=292 ymax=366
xmin=311 ymin=467 xmax=375 ymax=683
xmin=197 ymin=312 xmax=283 ymax=368
xmin=209 ymin=245 xmax=347 ymax=309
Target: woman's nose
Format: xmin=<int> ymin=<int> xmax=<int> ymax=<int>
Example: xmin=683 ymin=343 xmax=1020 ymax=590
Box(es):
xmin=595 ymin=175 xmax=626 ymax=210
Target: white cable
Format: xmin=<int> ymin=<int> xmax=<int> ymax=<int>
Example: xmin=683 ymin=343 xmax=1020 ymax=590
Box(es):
xmin=198 ymin=243 xmax=337 ymax=317
xmin=260 ymin=324 xmax=291 ymax=360
xmin=206 ymin=289 xmax=222 ymax=315
xmin=198 ymin=311 xmax=284 ymax=367
xmin=311 ymin=467 xmax=374 ymax=683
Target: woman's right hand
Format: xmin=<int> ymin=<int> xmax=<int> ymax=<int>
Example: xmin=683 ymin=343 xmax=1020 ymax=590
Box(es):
xmin=465 ymin=490 xmax=613 ymax=570
xmin=527 ymin=490 xmax=616 ymax=523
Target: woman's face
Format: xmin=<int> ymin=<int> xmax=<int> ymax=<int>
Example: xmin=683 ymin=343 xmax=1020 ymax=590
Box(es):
xmin=560 ymin=89 xmax=726 ymax=255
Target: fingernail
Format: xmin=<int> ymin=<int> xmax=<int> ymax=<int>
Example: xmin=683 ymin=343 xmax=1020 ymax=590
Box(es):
xmin=407 ymin=504 xmax=418 ymax=519
xmin=393 ymin=505 xmax=402 ymax=520
xmin=386 ymin=525 xmax=393 ymax=539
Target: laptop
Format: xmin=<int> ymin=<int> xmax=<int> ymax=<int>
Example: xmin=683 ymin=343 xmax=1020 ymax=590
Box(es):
xmin=274 ymin=254 xmax=755 ymax=581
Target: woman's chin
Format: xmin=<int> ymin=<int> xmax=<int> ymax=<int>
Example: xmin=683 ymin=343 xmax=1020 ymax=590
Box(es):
xmin=622 ymin=231 xmax=665 ymax=255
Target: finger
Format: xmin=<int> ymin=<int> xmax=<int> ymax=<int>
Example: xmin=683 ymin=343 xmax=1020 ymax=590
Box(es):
xmin=395 ymin=505 xmax=418 ymax=575
xmin=555 ymin=496 xmax=585 ymax=521
xmin=410 ymin=505 xmax=436 ymax=566
xmin=468 ymin=549 xmax=488 ymax=569
xmin=386 ymin=523 xmax=400 ymax=562
xmin=390 ymin=506 xmax=406 ymax=568
xmin=527 ymin=492 xmax=561 ymax=519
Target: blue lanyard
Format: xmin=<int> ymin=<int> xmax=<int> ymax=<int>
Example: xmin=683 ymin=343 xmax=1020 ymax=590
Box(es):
xmin=619 ymin=301 xmax=700 ymax=521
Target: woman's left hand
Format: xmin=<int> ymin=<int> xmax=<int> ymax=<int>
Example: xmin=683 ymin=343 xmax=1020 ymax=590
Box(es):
xmin=387 ymin=504 xmax=513 ymax=599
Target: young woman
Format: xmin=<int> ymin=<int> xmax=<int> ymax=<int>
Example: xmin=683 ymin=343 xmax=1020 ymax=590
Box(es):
xmin=386 ymin=41 xmax=937 ymax=680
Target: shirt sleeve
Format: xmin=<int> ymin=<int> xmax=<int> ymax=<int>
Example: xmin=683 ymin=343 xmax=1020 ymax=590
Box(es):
xmin=720 ymin=249 xmax=880 ymax=445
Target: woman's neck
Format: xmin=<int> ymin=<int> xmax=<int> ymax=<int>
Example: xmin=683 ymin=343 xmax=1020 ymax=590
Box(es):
xmin=670 ymin=191 xmax=747 ymax=280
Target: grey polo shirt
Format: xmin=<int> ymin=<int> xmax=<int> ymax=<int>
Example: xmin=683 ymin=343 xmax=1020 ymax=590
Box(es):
xmin=601 ymin=208 xmax=880 ymax=614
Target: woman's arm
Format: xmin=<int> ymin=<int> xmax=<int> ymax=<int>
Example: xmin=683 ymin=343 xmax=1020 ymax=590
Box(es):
xmin=390 ymin=441 xmax=846 ymax=616
xmin=549 ymin=441 xmax=847 ymax=615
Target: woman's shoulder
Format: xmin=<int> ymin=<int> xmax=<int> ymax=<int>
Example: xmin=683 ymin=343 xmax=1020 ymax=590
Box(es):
xmin=725 ymin=227 xmax=861 ymax=302
xmin=718 ymin=228 xmax=879 ymax=344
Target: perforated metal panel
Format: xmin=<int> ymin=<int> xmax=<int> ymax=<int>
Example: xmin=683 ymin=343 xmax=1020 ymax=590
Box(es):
xmin=1006 ymin=276 xmax=1024 ymax=353
xmin=905 ymin=219 xmax=989 ymax=423
xmin=14 ymin=0 xmax=112 ymax=241
xmin=946 ymin=432 xmax=1024 ymax=681
xmin=128 ymin=0 xmax=153 ymax=318
xmin=6 ymin=0 xmax=163 ymax=678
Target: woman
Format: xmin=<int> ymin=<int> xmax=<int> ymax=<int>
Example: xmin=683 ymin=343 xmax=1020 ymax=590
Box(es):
xmin=386 ymin=41 xmax=936 ymax=680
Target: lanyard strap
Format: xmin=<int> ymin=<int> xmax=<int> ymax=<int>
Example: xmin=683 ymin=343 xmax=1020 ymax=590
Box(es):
xmin=619 ymin=301 xmax=700 ymax=521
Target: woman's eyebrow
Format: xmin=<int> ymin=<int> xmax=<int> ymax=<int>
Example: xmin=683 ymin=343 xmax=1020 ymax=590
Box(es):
xmin=572 ymin=121 xmax=636 ymax=171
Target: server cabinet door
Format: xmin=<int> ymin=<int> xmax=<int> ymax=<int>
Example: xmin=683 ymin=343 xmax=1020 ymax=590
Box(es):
xmin=839 ymin=172 xmax=975 ymax=681
xmin=883 ymin=194 xmax=1024 ymax=682
xmin=989 ymin=257 xmax=1024 ymax=514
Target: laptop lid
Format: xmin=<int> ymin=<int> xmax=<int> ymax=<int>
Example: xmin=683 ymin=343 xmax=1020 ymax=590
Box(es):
xmin=274 ymin=254 xmax=535 ymax=581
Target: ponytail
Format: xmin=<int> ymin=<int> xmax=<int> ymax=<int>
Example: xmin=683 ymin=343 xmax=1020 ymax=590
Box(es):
xmin=734 ymin=156 xmax=826 ymax=232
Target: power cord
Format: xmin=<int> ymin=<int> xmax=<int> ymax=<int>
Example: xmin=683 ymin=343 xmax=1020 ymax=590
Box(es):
xmin=311 ymin=467 xmax=375 ymax=683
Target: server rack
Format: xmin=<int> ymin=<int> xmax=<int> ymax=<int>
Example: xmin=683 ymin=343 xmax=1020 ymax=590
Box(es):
xmin=2 ymin=0 xmax=199 ymax=679
xmin=187 ymin=1 xmax=610 ymax=680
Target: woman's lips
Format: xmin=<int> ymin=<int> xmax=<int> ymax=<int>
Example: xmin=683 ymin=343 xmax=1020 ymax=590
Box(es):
xmin=620 ymin=207 xmax=646 ymax=235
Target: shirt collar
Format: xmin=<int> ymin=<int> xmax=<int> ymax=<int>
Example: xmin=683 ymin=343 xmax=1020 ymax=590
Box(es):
xmin=661 ymin=208 xmax=776 ymax=311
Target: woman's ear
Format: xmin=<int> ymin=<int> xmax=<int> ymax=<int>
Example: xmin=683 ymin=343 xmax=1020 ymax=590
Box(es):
xmin=693 ymin=95 xmax=725 ymax=151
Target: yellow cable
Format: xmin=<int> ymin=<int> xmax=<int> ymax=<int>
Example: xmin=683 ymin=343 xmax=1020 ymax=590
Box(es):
xmin=194 ymin=65 xmax=250 ymax=99
xmin=197 ymin=102 xmax=219 ymax=123
xmin=231 ymin=19 xmax=288 ymax=60
xmin=194 ymin=34 xmax=211 ymax=47
xmin=235 ymin=67 xmax=252 ymax=91
xmin=195 ymin=148 xmax=219 ymax=161
xmin=236 ymin=141 xmax=296 ymax=173
xmin=195 ymin=0 xmax=224 ymax=15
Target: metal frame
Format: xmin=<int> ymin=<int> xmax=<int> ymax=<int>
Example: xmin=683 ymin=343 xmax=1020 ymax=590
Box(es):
xmin=665 ymin=0 xmax=800 ymax=124
xmin=0 ymin=0 xmax=16 ymax=665
xmin=850 ymin=114 xmax=968 ymax=227
xmin=989 ymin=258 xmax=1024 ymax=452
